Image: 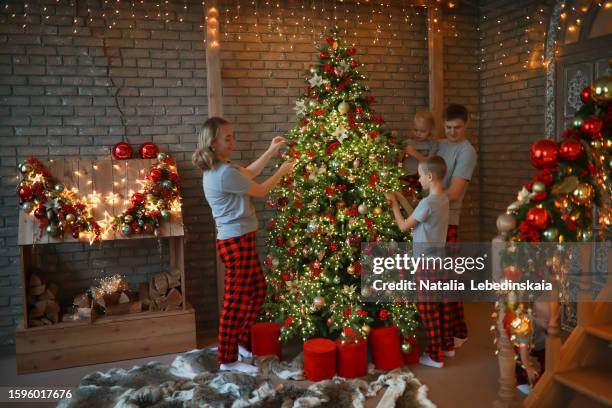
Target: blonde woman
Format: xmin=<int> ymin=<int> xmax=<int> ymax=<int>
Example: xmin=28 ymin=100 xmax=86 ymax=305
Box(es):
xmin=193 ymin=116 xmax=295 ymax=374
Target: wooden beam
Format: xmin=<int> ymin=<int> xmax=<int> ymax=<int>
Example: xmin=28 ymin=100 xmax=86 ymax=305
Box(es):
xmin=206 ymin=3 xmax=223 ymax=117
xmin=204 ymin=1 xmax=225 ymax=316
xmin=427 ymin=6 xmax=444 ymax=138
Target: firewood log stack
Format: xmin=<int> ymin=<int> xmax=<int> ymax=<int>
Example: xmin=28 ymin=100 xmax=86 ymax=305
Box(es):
xmin=146 ymin=269 xmax=183 ymax=312
xmin=28 ymin=273 xmax=60 ymax=327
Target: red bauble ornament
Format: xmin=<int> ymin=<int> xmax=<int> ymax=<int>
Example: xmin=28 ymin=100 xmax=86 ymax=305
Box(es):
xmin=503 ymin=265 xmax=523 ymax=282
xmin=17 ymin=185 xmax=33 ymax=201
xmin=526 ymin=207 xmax=550 ymax=230
xmin=580 ymin=117 xmax=603 ymax=135
xmin=131 ymin=221 xmax=142 ymax=234
xmin=530 ymin=139 xmax=558 ymax=169
xmin=559 ymin=138 xmax=584 ymax=161
xmin=320 ymin=52 xmax=330 ymax=59
xmin=34 ymin=206 xmax=46 ymax=219
xmin=580 ymin=86 xmax=592 ymax=104
xmin=326 ymin=37 xmax=335 ymax=46
xmin=112 ymin=142 xmax=132 ymax=160
xmin=148 ymin=168 xmax=163 ymax=182
xmin=130 ymin=192 xmax=145 ymax=206
xmin=139 ymin=142 xmax=159 ymax=159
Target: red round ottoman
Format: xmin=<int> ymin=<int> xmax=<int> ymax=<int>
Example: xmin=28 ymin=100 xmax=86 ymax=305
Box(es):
xmin=370 ymin=325 xmax=404 ymax=370
xmin=337 ymin=339 xmax=368 ymax=378
xmin=251 ymin=322 xmax=282 ymax=358
xmin=402 ymin=335 xmax=420 ymax=365
xmin=304 ymin=338 xmax=336 ymax=381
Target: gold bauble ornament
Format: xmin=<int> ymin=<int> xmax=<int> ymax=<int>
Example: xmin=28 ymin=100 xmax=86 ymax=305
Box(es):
xmin=362 ymin=324 xmax=371 ymax=335
xmin=542 ymin=227 xmax=559 ymax=242
xmin=348 ymin=175 xmax=356 ymax=183
xmin=373 ymin=207 xmax=383 ymax=216
xmin=496 ymin=213 xmax=516 ymax=234
xmin=532 ymin=181 xmax=546 ymax=193
xmin=572 ymin=183 xmax=594 ymax=205
xmin=368 ymin=154 xmax=377 ymax=162
xmin=510 ymin=315 xmax=533 ymax=339
xmin=306 ymin=164 xmax=315 ymax=173
xmin=591 ymin=74 xmax=612 ymax=102
xmin=65 ymin=213 xmax=76 ymax=223
xmin=312 ymin=296 xmax=326 ymax=309
xmin=337 ymin=101 xmax=350 ymax=114
xmin=591 ymin=140 xmax=603 ymax=149
xmin=347 ymin=265 xmax=355 ymax=275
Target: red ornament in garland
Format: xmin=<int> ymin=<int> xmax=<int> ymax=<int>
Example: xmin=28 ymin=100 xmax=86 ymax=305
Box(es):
xmin=148 ymin=168 xmax=163 ymax=182
xmin=559 ymin=138 xmax=584 ymax=161
xmin=320 ymin=52 xmax=330 ymax=59
xmin=530 ymin=139 xmax=558 ymax=169
xmin=139 ymin=142 xmax=159 ymax=159
xmin=580 ymin=117 xmax=603 ymax=136
xmin=526 ymin=207 xmax=550 ymax=230
xmin=112 ymin=142 xmax=132 ymax=160
xmin=130 ymin=192 xmax=145 ymax=206
xmin=326 ymin=37 xmax=335 ymax=46
xmin=34 ymin=205 xmax=46 ymax=219
xmin=580 ymin=86 xmax=592 ymax=104
xmin=17 ymin=185 xmax=33 ymax=202
xmin=503 ymin=265 xmax=523 ymax=282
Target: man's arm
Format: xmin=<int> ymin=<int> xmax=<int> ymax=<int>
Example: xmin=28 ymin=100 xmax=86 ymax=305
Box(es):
xmin=446 ymin=176 xmax=469 ymax=201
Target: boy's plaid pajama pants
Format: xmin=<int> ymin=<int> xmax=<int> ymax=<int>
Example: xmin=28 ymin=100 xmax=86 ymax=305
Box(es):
xmin=215 ymin=231 xmax=266 ymax=364
xmin=416 ymin=225 xmax=468 ymax=362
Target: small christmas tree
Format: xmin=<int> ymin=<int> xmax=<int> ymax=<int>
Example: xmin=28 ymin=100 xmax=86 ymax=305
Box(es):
xmin=261 ymin=33 xmax=418 ymax=344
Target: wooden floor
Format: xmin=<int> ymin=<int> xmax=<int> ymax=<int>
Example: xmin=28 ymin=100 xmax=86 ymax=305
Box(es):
xmin=0 ymin=304 xmax=505 ymax=408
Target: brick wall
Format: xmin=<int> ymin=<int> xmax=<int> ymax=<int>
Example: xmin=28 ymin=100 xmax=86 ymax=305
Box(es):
xmin=478 ymin=0 xmax=551 ymax=240
xmin=0 ymin=0 xmax=214 ymax=345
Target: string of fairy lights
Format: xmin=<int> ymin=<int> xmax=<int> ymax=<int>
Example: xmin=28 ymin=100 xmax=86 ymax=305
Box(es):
xmin=2 ymin=0 xmax=577 ymax=67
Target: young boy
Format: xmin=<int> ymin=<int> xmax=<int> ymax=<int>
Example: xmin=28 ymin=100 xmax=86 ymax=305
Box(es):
xmin=385 ymin=156 xmax=451 ymax=368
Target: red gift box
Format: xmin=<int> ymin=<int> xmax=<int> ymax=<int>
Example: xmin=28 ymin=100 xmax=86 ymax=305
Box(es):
xmin=370 ymin=325 xmax=404 ymax=370
xmin=304 ymin=338 xmax=337 ymax=381
xmin=402 ymin=335 xmax=420 ymax=365
xmin=251 ymin=322 xmax=282 ymax=358
xmin=337 ymin=339 xmax=368 ymax=378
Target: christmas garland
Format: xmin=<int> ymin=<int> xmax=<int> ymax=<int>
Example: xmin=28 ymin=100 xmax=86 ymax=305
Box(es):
xmin=16 ymin=153 xmax=181 ymax=242
xmin=495 ymin=74 xmax=611 ymax=350
xmin=17 ymin=157 xmax=101 ymax=241
xmin=111 ymin=152 xmax=181 ymax=236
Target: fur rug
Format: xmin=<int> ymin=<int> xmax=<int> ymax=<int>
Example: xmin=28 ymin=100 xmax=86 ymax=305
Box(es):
xmin=58 ymin=348 xmax=436 ymax=408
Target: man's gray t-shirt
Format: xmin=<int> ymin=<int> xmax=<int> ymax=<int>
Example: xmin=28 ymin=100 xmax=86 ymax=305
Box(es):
xmin=203 ymin=163 xmax=258 ymax=240
xmin=411 ymin=193 xmax=449 ymax=247
xmin=402 ymin=138 xmax=438 ymax=175
xmin=436 ymin=139 xmax=477 ymax=226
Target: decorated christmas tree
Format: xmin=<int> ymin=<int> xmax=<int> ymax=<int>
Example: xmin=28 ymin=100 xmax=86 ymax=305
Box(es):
xmin=260 ymin=33 xmax=419 ymax=345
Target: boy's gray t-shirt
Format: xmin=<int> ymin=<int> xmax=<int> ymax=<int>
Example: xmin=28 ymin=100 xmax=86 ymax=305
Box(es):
xmin=411 ymin=193 xmax=449 ymax=249
xmin=203 ymin=163 xmax=258 ymax=240
xmin=402 ymin=138 xmax=438 ymax=175
xmin=436 ymin=139 xmax=477 ymax=226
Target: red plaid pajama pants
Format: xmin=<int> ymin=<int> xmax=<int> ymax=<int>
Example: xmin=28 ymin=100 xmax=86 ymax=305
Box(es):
xmin=416 ymin=266 xmax=453 ymax=363
xmin=216 ymin=231 xmax=266 ymax=364
xmin=442 ymin=224 xmax=468 ymax=340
